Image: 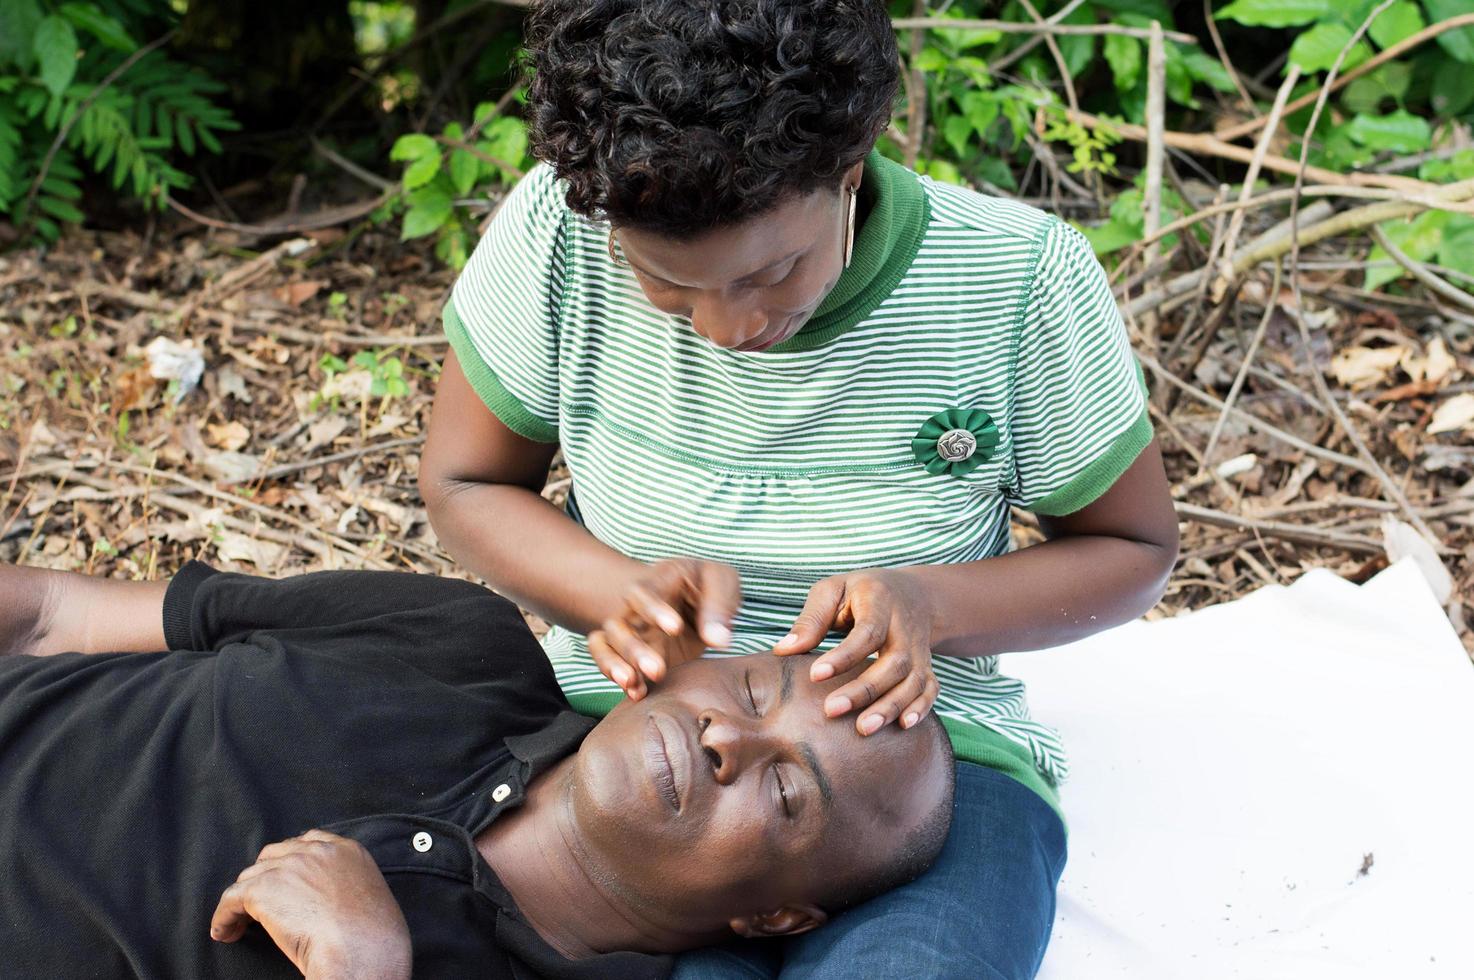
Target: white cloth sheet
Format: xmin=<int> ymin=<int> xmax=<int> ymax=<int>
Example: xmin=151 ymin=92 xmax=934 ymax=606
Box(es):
xmin=1009 ymin=559 xmax=1474 ymax=979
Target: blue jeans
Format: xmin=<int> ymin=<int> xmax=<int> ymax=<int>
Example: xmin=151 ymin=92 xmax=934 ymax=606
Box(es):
xmin=671 ymin=762 xmax=1066 ymax=980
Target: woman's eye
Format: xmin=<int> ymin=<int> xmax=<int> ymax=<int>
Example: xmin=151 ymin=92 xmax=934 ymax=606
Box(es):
xmin=744 ymin=671 xmax=760 ymax=715
xmin=774 ymin=766 xmax=791 ymax=818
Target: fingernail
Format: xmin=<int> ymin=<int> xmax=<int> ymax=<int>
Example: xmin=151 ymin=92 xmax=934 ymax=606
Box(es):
xmin=640 ymin=656 xmax=663 ymax=676
xmin=860 ymin=714 xmax=883 ymax=734
xmin=776 ymin=632 xmax=797 ymax=649
xmin=704 ymin=622 xmax=732 ymax=647
xmin=613 ymin=665 xmax=631 ymax=685
xmin=659 ymin=613 xmax=682 ymax=634
xmin=825 ymin=696 xmax=851 ymax=716
xmin=810 ymin=662 xmax=834 ymax=681
xmin=903 ymin=712 xmax=919 ymax=728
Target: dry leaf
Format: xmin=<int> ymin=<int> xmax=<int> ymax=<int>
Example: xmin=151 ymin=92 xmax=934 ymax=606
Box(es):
xmin=301 ymin=416 xmax=349 ymax=454
xmin=1331 ymin=346 xmax=1406 ymax=389
xmin=1427 ymin=393 xmax=1474 ymax=435
xmin=113 ymin=365 xmax=159 ymax=413
xmin=200 ymin=450 xmax=260 ymax=484
xmin=272 ymin=279 xmax=326 ymax=307
xmin=320 ymin=370 xmax=372 ymax=405
xmin=214 ymin=530 xmax=286 ymax=569
xmin=1424 ymin=337 xmax=1456 ymax=384
xmin=206 ymin=421 xmax=251 ymax=452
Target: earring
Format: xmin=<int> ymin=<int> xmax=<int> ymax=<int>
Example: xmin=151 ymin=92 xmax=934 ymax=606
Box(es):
xmin=608 ymin=227 xmax=628 ymax=268
xmin=842 ymin=185 xmax=858 ymax=269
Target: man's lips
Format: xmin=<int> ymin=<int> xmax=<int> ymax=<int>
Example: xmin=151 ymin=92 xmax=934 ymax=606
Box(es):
xmin=645 ymin=714 xmax=691 ymax=812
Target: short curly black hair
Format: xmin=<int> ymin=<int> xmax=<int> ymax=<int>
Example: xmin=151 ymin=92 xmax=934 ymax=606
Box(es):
xmin=524 ymin=0 xmax=900 ymax=237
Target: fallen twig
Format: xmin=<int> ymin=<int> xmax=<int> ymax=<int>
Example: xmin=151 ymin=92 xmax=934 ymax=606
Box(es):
xmin=890 ymin=17 xmax=1195 ymax=42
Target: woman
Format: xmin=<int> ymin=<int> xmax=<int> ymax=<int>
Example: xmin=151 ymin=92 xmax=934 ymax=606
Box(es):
xmin=419 ymin=1 xmax=1179 ymax=977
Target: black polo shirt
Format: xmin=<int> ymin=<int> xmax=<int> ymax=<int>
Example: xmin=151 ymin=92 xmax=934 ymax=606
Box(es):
xmin=0 ymin=563 xmax=671 ymax=979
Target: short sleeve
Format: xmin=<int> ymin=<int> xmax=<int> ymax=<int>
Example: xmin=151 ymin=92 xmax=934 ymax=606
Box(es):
xmin=443 ymin=164 xmax=568 ymax=442
xmin=1005 ymin=220 xmax=1152 ymax=516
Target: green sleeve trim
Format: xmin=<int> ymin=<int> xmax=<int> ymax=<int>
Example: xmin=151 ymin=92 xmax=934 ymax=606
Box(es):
xmin=564 ymin=691 xmax=1063 ymax=825
xmin=442 ymin=299 xmax=560 ymax=444
xmin=1027 ymin=406 xmax=1153 ymax=517
xmin=564 ymin=690 xmax=624 ymax=718
xmin=941 ymin=718 xmax=1064 ymax=825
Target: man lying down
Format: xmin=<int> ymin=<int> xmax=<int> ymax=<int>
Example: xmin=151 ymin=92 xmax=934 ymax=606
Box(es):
xmin=0 ymin=561 xmax=955 ymax=979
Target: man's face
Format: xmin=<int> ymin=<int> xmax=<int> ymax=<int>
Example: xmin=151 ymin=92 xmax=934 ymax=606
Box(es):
xmin=568 ymin=653 xmax=949 ymax=924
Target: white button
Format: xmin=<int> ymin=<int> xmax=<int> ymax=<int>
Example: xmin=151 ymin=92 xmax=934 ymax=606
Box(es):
xmin=491 ymin=783 xmax=511 ymax=803
xmin=411 ymin=831 xmax=432 ymax=853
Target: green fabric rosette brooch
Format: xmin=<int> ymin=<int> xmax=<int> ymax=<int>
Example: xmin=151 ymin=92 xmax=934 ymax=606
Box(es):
xmin=911 ymin=408 xmax=999 ymax=477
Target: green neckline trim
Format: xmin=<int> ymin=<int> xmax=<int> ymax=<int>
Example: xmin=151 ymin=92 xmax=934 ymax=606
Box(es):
xmin=562 ymin=690 xmax=1062 ymax=823
xmin=769 ymin=150 xmax=930 ymax=353
xmin=1028 ymin=406 xmax=1153 ymax=516
xmin=443 ymin=299 xmax=560 ymax=443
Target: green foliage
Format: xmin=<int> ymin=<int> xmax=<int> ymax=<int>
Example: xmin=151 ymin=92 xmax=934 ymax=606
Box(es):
xmin=385 ymin=104 xmax=532 ymax=269
xmin=0 ymin=0 xmax=238 ymax=244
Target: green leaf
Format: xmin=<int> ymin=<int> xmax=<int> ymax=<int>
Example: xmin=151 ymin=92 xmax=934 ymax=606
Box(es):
xmin=1368 ymin=1 xmax=1425 ymax=48
xmin=36 ymin=194 xmax=84 ymax=223
xmin=1435 ymin=215 xmax=1474 ymax=279
xmin=1433 ymin=56 xmax=1474 ymax=115
xmin=400 ymin=186 xmax=452 ymax=240
xmin=450 ymin=147 xmax=478 ymax=195
xmin=975 ymin=155 xmax=1017 ymax=191
xmin=1365 ymin=210 xmax=1448 ymax=291
xmin=1289 ymin=22 xmax=1372 ymax=73
xmin=0 ymin=0 xmax=44 ymax=69
xmin=1344 ymin=110 xmax=1432 ymax=152
xmin=1341 ymin=62 xmax=1412 ymax=114
xmin=1420 ymin=149 xmax=1474 ymax=182
xmin=942 ymin=114 xmax=973 ymax=159
xmin=33 ymin=16 xmax=79 ymax=98
xmin=1077 ymin=217 xmax=1140 ymax=255
xmin=59 ymin=3 xmax=136 ymax=52
xmin=1055 ymin=3 xmax=1097 ymax=79
xmin=1425 ymin=0 xmax=1474 ymax=63
xmin=389 ymin=133 xmax=436 ymax=162
xmin=1103 ymin=34 xmax=1142 ymax=92
xmin=1178 ymin=47 xmax=1237 ymax=93
xmin=922 ymin=158 xmax=963 ymax=186
xmin=402 ymin=150 xmax=440 ymax=191
xmin=1093 ymin=0 xmax=1173 ymax=20
xmin=1217 ymin=0 xmax=1329 ymax=27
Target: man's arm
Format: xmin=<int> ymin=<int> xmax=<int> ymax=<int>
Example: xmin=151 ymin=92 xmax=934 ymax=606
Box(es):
xmin=0 ymin=563 xmax=167 ymax=657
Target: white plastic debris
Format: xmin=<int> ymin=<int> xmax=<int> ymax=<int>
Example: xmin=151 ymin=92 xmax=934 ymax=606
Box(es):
xmin=144 ymin=337 xmax=206 ymax=402
xmin=1381 ymin=516 xmax=1454 ymax=606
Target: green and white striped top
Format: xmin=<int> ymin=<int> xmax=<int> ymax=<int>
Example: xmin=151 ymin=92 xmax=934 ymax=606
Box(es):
xmin=445 ymin=151 xmax=1151 ymax=813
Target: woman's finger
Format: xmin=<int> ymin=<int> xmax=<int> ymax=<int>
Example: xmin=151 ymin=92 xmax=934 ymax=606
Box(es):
xmin=589 ymin=630 xmax=646 ymax=700
xmin=627 ymin=584 xmax=684 ymax=637
xmin=603 ymin=616 xmax=667 ymax=684
xmin=775 ymin=576 xmax=844 ymax=660
xmin=822 ymin=648 xmax=913 ymax=719
xmin=855 ymin=667 xmax=928 ymax=736
xmin=694 ymin=561 xmax=742 ymax=649
xmin=809 ymin=617 xmax=887 ymax=683
xmin=900 ymin=672 xmax=940 ymax=730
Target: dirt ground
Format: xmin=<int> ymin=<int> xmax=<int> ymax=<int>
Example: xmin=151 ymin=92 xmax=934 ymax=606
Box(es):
xmin=2 ymin=221 xmax=1471 ymax=655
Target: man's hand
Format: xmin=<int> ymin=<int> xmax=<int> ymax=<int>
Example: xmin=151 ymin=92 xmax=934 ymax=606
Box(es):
xmin=774 ymin=569 xmax=940 ymax=735
xmin=210 ymin=830 xmax=411 ymax=980
xmin=587 ymin=558 xmax=741 ymax=700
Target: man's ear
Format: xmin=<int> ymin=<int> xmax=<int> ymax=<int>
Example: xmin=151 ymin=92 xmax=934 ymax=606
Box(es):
xmin=728 ymin=904 xmax=828 ymax=939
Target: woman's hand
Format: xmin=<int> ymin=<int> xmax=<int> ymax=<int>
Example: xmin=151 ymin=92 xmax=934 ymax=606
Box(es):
xmin=774 ymin=569 xmax=940 ymax=735
xmin=210 ymin=830 xmax=412 ymax=980
xmin=587 ymin=558 xmax=741 ymax=700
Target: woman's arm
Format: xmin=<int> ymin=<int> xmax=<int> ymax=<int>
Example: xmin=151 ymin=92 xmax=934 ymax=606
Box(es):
xmin=777 ymin=441 xmax=1178 ymax=734
xmin=419 ymin=351 xmax=647 ymax=634
xmin=0 ymin=563 xmax=168 ymax=657
xmin=904 ymin=439 xmax=1179 ymax=658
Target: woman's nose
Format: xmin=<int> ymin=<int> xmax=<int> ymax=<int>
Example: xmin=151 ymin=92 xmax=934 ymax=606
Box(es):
xmin=689 ymin=296 xmax=768 ymax=349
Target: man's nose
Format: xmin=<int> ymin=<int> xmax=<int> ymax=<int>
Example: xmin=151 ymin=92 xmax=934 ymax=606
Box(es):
xmin=688 ymin=295 xmax=768 ymax=349
xmin=697 ymin=708 xmax=772 ymax=786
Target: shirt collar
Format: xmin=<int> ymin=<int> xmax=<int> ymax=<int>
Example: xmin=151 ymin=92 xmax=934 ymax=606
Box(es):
xmin=770 ymin=149 xmax=930 ymax=352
